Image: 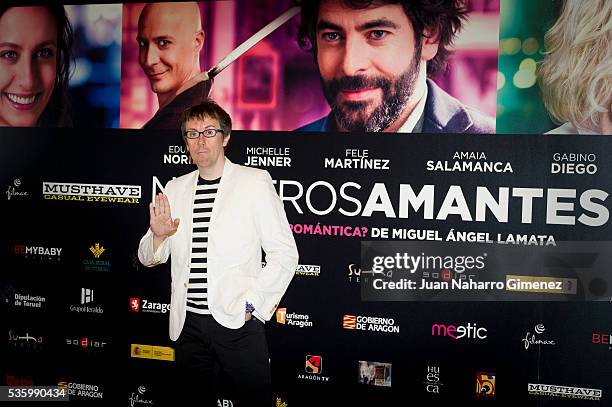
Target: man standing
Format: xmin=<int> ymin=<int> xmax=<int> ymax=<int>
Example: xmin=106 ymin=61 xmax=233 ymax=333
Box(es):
xmin=137 ymin=2 xmax=211 ymax=129
xmin=296 ymin=0 xmax=495 ymax=134
xmin=138 ymin=100 xmax=298 ymax=406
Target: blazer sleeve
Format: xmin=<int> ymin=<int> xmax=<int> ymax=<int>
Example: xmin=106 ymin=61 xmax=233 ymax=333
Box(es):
xmin=245 ymin=170 xmax=298 ymax=320
xmin=138 ymin=228 xmax=171 ymax=267
xmin=137 ymin=181 xmax=174 ymax=267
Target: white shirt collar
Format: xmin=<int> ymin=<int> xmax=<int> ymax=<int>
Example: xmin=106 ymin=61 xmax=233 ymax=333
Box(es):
xmin=397 ymin=84 xmax=428 ymax=133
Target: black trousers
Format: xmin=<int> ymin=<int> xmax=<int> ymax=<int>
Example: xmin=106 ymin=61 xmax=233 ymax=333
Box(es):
xmin=172 ymin=312 xmax=272 ymax=407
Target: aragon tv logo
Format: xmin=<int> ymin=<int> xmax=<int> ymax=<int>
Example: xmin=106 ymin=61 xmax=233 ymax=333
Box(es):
xmin=305 ymin=355 xmax=322 ymax=374
xmin=297 ymin=355 xmax=330 ymax=382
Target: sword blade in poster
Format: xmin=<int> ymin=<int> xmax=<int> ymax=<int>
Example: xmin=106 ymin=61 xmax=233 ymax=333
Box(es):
xmin=197 ymin=6 xmax=300 ymax=85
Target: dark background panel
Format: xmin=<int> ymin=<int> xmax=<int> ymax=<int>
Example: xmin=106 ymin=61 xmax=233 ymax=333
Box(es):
xmin=1 ymin=129 xmax=611 ymax=405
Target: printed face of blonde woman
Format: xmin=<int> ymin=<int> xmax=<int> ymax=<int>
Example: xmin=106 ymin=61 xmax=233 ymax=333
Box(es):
xmin=600 ymin=109 xmax=612 ymax=135
xmin=0 ymin=6 xmax=57 ymax=127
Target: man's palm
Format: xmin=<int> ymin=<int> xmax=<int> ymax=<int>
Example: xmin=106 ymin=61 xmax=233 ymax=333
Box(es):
xmin=149 ymin=193 xmax=180 ymax=237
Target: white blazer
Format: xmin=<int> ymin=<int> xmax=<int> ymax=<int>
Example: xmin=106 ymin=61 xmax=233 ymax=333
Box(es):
xmin=138 ymin=159 xmax=298 ymax=340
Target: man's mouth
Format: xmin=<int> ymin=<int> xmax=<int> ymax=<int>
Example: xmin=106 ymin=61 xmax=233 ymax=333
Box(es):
xmin=4 ymin=92 xmax=39 ymax=109
xmin=340 ymin=87 xmax=379 ymax=102
xmin=147 ymin=70 xmax=168 ymax=80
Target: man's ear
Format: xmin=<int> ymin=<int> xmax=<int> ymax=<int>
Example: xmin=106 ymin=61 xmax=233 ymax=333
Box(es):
xmin=222 ymin=132 xmax=231 ymax=148
xmin=420 ymin=28 xmax=440 ymax=62
xmin=195 ymin=30 xmax=205 ymax=52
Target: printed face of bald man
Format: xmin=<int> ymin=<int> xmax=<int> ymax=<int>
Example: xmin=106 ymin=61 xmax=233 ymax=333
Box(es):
xmin=137 ymin=2 xmax=204 ymax=102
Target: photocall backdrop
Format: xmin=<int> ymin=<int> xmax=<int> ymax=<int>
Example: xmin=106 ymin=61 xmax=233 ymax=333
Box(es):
xmin=2 ymin=129 xmax=611 ymax=405
xmin=1 ymin=0 xmax=611 ymax=406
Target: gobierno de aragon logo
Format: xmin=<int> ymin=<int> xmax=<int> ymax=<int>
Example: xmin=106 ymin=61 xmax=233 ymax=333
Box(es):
xmin=42 ymin=182 xmax=141 ymax=204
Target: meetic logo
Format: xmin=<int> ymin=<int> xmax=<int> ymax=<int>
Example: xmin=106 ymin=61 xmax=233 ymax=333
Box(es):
xmin=431 ymin=322 xmax=487 ymax=341
xmin=82 ymin=243 xmax=111 ymax=272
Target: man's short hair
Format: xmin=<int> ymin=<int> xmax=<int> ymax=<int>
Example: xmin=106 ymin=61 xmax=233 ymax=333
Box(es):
xmin=180 ymin=99 xmax=232 ymax=137
xmin=296 ymin=0 xmax=467 ymax=76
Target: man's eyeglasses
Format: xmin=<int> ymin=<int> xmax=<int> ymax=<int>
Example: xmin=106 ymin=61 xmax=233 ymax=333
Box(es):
xmin=184 ymin=128 xmax=224 ymax=139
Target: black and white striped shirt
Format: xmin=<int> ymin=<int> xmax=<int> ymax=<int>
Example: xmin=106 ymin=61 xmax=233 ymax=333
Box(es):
xmin=186 ymin=176 xmax=220 ymax=314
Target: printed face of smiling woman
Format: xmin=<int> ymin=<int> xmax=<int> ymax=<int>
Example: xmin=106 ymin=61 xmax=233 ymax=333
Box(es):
xmin=0 ymin=6 xmax=58 ymax=127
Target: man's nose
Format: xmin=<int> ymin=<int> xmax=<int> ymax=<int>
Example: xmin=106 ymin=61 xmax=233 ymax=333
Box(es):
xmin=341 ymin=36 xmax=370 ymax=76
xmin=143 ymin=45 xmax=160 ymax=67
xmin=197 ymin=133 xmax=208 ymax=144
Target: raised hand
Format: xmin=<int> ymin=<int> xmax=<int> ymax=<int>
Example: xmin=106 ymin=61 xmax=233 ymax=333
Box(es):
xmin=149 ymin=193 xmax=180 ymax=239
